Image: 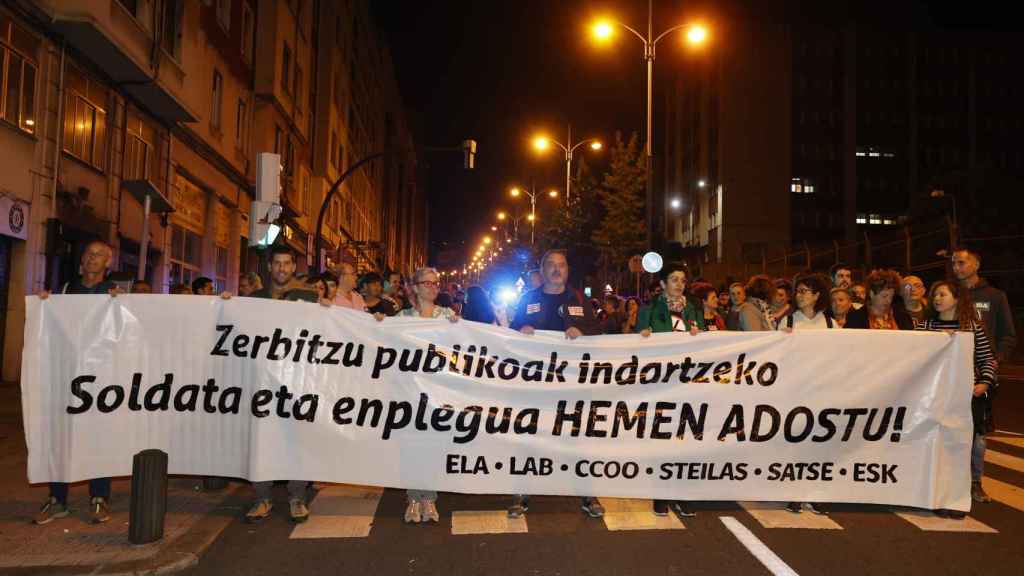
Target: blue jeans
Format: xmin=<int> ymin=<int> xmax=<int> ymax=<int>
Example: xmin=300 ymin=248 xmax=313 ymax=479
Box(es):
xmin=972 ymin=433 xmax=985 ymax=482
xmin=50 ymin=478 xmax=111 ymax=505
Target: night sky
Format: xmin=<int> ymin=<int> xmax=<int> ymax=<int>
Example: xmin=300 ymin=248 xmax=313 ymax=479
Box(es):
xmin=370 ymin=0 xmax=1014 ymax=262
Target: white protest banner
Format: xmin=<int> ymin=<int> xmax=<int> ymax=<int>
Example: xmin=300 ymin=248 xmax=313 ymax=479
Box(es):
xmin=22 ymin=295 xmax=974 ymax=511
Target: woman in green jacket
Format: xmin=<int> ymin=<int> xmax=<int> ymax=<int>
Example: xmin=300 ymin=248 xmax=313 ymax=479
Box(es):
xmin=637 ymin=266 xmax=700 ymax=518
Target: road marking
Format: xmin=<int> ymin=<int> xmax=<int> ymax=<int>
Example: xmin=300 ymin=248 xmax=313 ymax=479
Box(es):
xmin=994 ymin=429 xmax=1024 ymax=437
xmin=989 ymin=436 xmax=1024 ymax=450
xmin=451 ymin=510 xmax=528 ymax=535
xmin=598 ymin=498 xmax=685 ymax=531
xmin=720 ymin=516 xmax=799 ymax=576
xmin=289 ymin=485 xmax=383 ymax=539
xmin=739 ymin=501 xmax=842 ymax=529
xmin=985 ymin=448 xmax=1024 ymax=473
xmin=983 ymin=476 xmax=1024 ymax=513
xmin=894 ymin=510 xmax=997 ymax=533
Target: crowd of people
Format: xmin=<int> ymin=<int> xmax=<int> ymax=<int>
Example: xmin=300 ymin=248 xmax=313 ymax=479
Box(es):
xmin=32 ymin=241 xmax=1016 ymax=526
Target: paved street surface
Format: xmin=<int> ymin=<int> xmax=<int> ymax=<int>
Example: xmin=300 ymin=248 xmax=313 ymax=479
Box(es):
xmin=2 ymin=375 xmax=1023 ymax=575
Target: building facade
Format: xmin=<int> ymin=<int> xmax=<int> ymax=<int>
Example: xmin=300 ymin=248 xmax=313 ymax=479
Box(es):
xmin=662 ymin=14 xmax=1022 ymax=284
xmin=0 ymin=0 xmax=424 ymax=382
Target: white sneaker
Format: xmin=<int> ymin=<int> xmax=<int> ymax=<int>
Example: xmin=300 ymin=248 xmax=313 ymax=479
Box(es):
xmin=404 ymin=499 xmax=422 ymax=523
xmin=421 ymin=500 xmax=439 ymax=523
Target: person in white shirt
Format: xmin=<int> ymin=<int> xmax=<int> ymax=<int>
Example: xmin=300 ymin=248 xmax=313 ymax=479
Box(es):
xmin=778 ymin=272 xmax=837 ymax=514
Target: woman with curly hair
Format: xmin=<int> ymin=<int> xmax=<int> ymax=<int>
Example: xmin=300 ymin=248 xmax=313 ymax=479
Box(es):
xmin=844 ymin=269 xmax=914 ymax=330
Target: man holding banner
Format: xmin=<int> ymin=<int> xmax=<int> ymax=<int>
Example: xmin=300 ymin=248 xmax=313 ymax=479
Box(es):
xmin=508 ymin=249 xmax=604 ymax=519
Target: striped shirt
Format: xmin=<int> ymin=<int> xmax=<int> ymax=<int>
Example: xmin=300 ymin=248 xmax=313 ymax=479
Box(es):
xmin=916 ymin=318 xmax=996 ymax=387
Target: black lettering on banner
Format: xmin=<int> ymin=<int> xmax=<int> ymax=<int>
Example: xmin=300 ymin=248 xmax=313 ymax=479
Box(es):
xmin=144 ymin=373 xmax=173 ymax=411
xmin=218 ymin=387 xmax=242 ymax=414
xmin=382 ymin=399 xmax=412 ymax=439
xmin=718 ymin=404 xmax=746 ymax=441
xmin=734 ymin=354 xmax=757 ymax=385
xmin=486 ymin=406 xmax=513 ymax=434
xmin=398 ymin=349 xmax=423 ymax=372
xmin=553 ymin=400 xmax=584 ymax=436
xmin=650 ymin=402 xmax=676 ymax=439
xmin=639 ymin=362 xmax=661 ymax=384
xmin=202 ymin=379 xmax=220 ymax=414
xmin=432 ymin=404 xmax=455 ymax=430
xmin=841 ymin=408 xmax=869 ymax=441
xmin=332 ymin=396 xmax=355 ymax=424
xmin=863 ymin=407 xmax=893 ymax=441
xmin=757 ymin=363 xmax=779 ymax=386
xmin=291 ymin=330 xmax=308 ymax=363
xmin=612 ymin=401 xmax=648 ymax=438
xmin=522 ymin=359 xmax=545 ymax=382
xmin=578 ymin=353 xmax=591 ymax=383
xmin=268 ymin=328 xmax=291 ymax=361
xmin=461 ymin=345 xmax=477 ymax=376
xmin=414 ymin=393 xmax=430 ymax=430
xmin=676 ymin=403 xmax=707 ymax=440
xmin=305 ymin=335 xmax=324 ymax=364
xmin=293 ymin=394 xmax=318 ymax=422
xmin=713 ymin=362 xmax=732 ymax=383
xmin=497 ymin=358 xmax=520 ymax=380
xmin=585 ymin=401 xmax=612 ymax=437
xmin=321 ymin=342 xmax=343 ymax=365
xmin=211 ymin=324 xmax=232 ymax=356
xmin=358 ymin=399 xmax=384 ymax=425
xmin=514 ymin=409 xmax=539 ymax=434
xmin=691 ymin=362 xmax=714 ymax=383
xmin=97 ymin=384 xmax=124 ymax=413
xmin=473 ymin=348 xmax=497 ymax=379
xmin=750 ymin=405 xmax=781 ymax=442
xmin=678 ymin=357 xmax=696 ymax=383
xmin=614 ymin=356 xmax=638 ymax=385
xmin=128 ymin=373 xmax=143 ymax=410
xmin=590 ymin=361 xmax=613 ymax=384
xmin=545 ymin=352 xmax=568 ymax=383
xmin=251 ymin=389 xmax=274 ymax=417
xmin=812 ymin=408 xmax=840 ymax=442
xmin=67 ymin=375 xmax=96 ymax=414
xmin=250 ymin=334 xmax=269 ymax=359
xmin=174 ymin=384 xmax=199 ymax=411
xmin=371 ymin=347 xmax=397 ymax=379
xmin=232 ymin=334 xmax=250 ymax=357
xmin=661 ymin=361 xmax=680 ymax=383
xmin=454 ymin=406 xmax=482 ymax=443
xmin=784 ymin=406 xmax=814 ymax=442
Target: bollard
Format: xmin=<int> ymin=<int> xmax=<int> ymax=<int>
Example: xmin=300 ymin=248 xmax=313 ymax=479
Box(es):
xmin=129 ymin=449 xmax=167 ymax=545
xmin=203 ymin=476 xmax=229 ymax=491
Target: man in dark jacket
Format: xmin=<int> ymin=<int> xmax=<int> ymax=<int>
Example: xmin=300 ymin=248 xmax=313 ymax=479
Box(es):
xmin=953 ymin=248 xmax=1016 ymax=504
xmin=508 ymin=250 xmax=604 ymax=519
xmin=953 ymin=249 xmax=1017 ymax=363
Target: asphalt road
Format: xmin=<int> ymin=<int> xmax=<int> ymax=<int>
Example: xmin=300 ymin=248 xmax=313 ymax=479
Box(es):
xmin=182 ymin=378 xmax=1024 ymax=576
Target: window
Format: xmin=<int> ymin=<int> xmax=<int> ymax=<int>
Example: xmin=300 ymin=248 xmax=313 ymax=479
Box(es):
xmin=235 ymin=98 xmax=247 ymax=149
xmin=125 ymin=111 xmax=159 ymax=181
xmin=869 ymin=214 xmax=882 ymax=225
xmin=293 ymin=65 xmax=302 ymax=104
xmin=281 ymin=43 xmax=292 ymax=94
xmin=117 ymin=0 xmax=139 ymax=15
xmin=856 ymin=214 xmax=867 ymax=225
xmin=169 ymin=224 xmax=202 ymax=288
xmin=161 ymin=0 xmax=183 ymax=60
xmin=790 ymin=179 xmax=802 ymax=193
xmin=211 ymin=70 xmax=223 ymax=129
xmin=330 ymin=130 xmax=338 ymax=168
xmin=284 ymin=137 xmax=294 ymax=175
xmin=216 ymin=0 xmax=230 ymax=32
xmin=0 ymin=15 xmax=38 ymax=134
xmin=62 ymin=65 xmax=107 ymax=169
xmin=240 ymin=2 xmax=254 ymax=63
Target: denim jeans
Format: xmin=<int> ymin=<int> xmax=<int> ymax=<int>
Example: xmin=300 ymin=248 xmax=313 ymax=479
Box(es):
xmin=50 ymin=478 xmax=111 ymax=505
xmin=972 ymin=433 xmax=985 ymax=482
xmin=253 ymin=480 xmax=308 ymax=502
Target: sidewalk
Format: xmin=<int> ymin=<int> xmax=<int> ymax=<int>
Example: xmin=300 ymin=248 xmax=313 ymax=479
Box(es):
xmin=0 ymin=384 xmax=245 ymax=575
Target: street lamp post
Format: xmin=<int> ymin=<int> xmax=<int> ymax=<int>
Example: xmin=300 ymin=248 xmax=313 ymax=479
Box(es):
xmin=594 ymin=5 xmax=707 ymax=251
xmin=533 ymin=127 xmax=602 ymax=205
xmin=510 ymin=185 xmax=557 ymax=245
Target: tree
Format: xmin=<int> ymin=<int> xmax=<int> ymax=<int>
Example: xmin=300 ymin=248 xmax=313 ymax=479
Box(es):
xmin=591 ymin=132 xmax=646 ymax=290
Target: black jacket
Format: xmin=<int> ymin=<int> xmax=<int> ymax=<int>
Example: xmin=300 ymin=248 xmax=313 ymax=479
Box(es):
xmin=969 ymin=278 xmax=1017 ymax=362
xmin=510 ymin=287 xmax=602 ymax=335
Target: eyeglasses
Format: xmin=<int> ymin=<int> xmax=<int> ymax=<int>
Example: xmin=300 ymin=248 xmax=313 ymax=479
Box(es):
xmin=416 ymin=280 xmax=440 ymax=288
xmin=795 ymin=288 xmax=816 ymax=295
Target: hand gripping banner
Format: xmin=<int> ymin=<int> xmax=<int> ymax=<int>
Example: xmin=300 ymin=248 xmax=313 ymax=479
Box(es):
xmin=22 ymin=295 xmax=974 ymax=511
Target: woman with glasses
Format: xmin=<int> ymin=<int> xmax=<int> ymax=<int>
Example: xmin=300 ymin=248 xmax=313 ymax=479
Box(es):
xmin=777 ymin=272 xmax=838 ymax=514
xmin=375 ymin=267 xmax=459 ymax=523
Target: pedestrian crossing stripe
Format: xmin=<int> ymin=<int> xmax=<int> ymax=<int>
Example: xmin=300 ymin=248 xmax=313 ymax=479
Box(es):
xmin=598 ymin=498 xmax=685 ymax=531
xmin=990 ymin=436 xmax=1024 ymax=449
xmin=451 ymin=510 xmax=528 ymax=535
xmin=739 ymin=501 xmax=842 ymax=530
xmin=893 ymin=510 xmax=997 ymax=533
xmin=289 ymin=485 xmax=383 ymax=539
xmin=982 ymin=476 xmax=1024 ymax=514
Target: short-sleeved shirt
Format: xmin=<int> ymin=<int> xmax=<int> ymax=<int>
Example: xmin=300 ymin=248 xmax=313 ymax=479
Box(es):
xmin=335 ymin=290 xmax=367 ymax=310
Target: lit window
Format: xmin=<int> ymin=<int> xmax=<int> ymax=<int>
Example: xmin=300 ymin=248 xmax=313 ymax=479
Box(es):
xmin=856 ymin=215 xmax=867 ymax=224
xmin=883 ymin=218 xmax=895 ymax=225
xmin=869 ymin=214 xmax=882 ymax=225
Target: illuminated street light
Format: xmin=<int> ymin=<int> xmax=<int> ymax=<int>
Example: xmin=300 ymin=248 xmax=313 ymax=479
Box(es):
xmin=548 ymin=189 xmax=559 ymax=198
xmin=483 ymin=236 xmax=492 ymax=244
xmin=698 ymin=179 xmax=706 ymax=188
xmin=533 ymin=127 xmax=602 ymax=204
xmin=497 ymin=211 xmax=506 ymax=220
xmin=590 ymin=13 xmax=711 ymax=252
xmin=509 ymin=187 xmax=521 ymax=197
xmin=491 ymin=225 xmax=498 ymax=231
xmin=527 ymin=214 xmax=535 ymax=222
xmin=670 ymin=198 xmax=682 ymax=209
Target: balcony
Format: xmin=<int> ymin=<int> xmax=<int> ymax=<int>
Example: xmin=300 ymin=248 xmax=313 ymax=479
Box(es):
xmin=37 ymin=0 xmax=196 ymax=123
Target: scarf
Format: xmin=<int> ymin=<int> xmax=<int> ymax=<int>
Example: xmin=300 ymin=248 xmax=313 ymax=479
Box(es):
xmin=749 ymin=297 xmax=773 ymax=327
xmin=666 ymin=294 xmax=687 ymax=313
